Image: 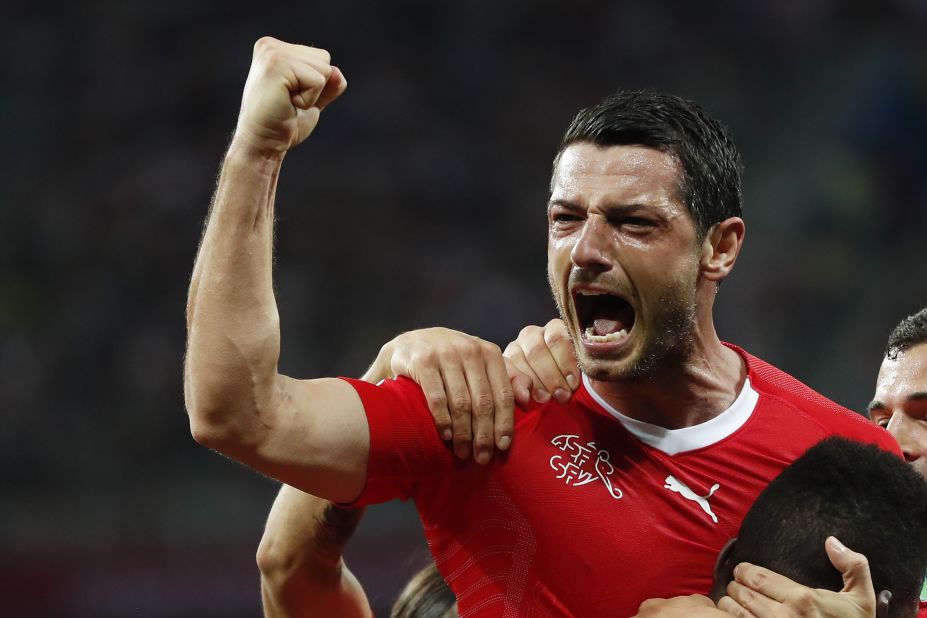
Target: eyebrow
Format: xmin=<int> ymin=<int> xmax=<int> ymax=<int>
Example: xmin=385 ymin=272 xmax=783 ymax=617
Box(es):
xmin=867 ymin=391 xmax=927 ymax=412
xmin=547 ymin=199 xmax=582 ymax=212
xmin=547 ymin=199 xmax=654 ymax=215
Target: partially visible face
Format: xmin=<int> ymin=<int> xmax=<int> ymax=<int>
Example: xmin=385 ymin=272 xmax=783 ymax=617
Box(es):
xmin=547 ymin=142 xmax=702 ymax=382
xmin=869 ymin=342 xmax=927 ymax=480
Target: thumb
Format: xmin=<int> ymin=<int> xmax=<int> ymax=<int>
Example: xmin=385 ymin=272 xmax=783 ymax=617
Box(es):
xmin=825 ymin=536 xmax=876 ymax=599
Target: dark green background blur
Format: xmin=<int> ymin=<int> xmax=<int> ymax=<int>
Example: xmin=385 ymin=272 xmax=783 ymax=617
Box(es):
xmin=3 ymin=1 xmax=926 ymax=616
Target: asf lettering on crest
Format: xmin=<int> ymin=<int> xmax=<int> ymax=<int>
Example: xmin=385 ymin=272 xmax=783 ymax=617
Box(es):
xmin=549 ymin=434 xmax=623 ymax=500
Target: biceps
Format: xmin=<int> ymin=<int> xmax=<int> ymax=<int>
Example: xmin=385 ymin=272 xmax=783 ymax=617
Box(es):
xmin=249 ymin=377 xmax=371 ymax=503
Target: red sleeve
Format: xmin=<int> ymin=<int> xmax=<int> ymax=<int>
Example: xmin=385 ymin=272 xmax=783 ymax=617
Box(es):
xmin=339 ymin=376 xmax=452 ymax=507
xmin=918 ymin=602 xmax=927 ymax=618
xmin=845 ymin=422 xmax=903 ymax=459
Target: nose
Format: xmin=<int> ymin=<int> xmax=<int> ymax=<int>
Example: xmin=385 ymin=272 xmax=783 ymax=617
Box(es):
xmin=886 ymin=411 xmax=923 ymax=463
xmin=570 ymin=216 xmax=612 ymax=273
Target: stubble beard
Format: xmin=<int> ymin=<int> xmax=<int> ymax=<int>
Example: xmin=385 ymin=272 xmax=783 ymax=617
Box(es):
xmin=551 ymin=275 xmax=699 ymax=383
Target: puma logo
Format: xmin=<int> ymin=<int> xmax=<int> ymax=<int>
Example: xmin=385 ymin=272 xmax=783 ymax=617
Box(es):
xmin=664 ymin=475 xmax=720 ymax=524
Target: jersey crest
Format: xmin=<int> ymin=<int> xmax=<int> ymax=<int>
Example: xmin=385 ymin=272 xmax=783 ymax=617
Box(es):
xmin=549 ymin=434 xmax=623 ymax=499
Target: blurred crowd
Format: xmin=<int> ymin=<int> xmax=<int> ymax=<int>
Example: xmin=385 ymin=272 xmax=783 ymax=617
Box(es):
xmin=2 ymin=0 xmax=926 ymax=615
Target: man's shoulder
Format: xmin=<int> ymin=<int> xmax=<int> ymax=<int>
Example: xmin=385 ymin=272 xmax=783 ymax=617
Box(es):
xmin=727 ymin=344 xmax=898 ymax=452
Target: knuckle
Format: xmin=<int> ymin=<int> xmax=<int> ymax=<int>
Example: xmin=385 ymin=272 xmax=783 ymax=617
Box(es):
xmin=495 ymin=419 xmax=514 ymax=434
xmin=473 ymin=433 xmax=493 ymax=448
xmin=458 ymin=341 xmax=481 ymax=361
xmin=544 ymin=326 xmax=569 ymax=346
xmin=254 ymin=36 xmax=276 ymax=53
xmin=480 ymin=340 xmax=502 ymax=356
xmin=524 ymin=343 xmax=547 ymax=362
xmin=474 ymin=395 xmax=494 ymax=416
xmin=498 ymin=387 xmax=515 ymax=409
xmin=449 ymin=395 xmax=471 ymax=415
xmin=746 ymin=569 xmax=767 ymax=589
xmin=426 ymin=392 xmax=447 ymax=409
xmin=413 ymin=349 xmax=438 ymax=367
xmin=784 ymin=588 xmax=814 ymax=610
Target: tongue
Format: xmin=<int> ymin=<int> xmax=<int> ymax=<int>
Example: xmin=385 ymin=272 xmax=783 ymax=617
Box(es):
xmin=593 ymin=318 xmax=622 ymax=336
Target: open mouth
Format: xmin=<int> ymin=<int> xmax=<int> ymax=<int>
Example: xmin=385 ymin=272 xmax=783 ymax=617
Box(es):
xmin=573 ymin=289 xmax=636 ymax=344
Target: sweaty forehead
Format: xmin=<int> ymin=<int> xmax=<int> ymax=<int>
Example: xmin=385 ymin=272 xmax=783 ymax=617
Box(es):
xmin=875 ymin=343 xmax=927 ymax=401
xmin=551 ymin=143 xmax=682 ymax=207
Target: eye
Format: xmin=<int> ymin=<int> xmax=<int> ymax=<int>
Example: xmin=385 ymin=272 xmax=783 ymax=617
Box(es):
xmin=549 ymin=207 xmax=583 ymax=226
xmin=624 ymin=216 xmax=655 ymax=226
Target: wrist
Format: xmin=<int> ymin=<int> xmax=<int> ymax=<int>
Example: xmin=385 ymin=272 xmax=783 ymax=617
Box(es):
xmin=225 ymin=135 xmax=287 ymax=169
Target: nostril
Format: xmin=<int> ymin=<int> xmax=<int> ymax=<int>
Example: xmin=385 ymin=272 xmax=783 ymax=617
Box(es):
xmin=903 ymin=450 xmax=920 ymax=463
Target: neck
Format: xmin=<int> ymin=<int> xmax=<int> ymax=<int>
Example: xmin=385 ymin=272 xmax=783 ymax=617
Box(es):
xmin=589 ymin=321 xmax=746 ymax=429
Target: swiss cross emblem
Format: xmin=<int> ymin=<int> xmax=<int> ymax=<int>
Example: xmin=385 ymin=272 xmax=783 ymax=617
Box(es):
xmin=549 ymin=434 xmax=623 ymax=500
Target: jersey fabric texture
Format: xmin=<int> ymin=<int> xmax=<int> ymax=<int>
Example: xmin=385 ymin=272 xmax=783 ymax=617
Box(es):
xmin=344 ymin=344 xmax=900 ymax=618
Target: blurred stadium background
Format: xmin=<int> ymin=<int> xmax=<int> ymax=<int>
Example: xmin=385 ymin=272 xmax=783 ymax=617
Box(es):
xmin=2 ymin=1 xmax=926 ymax=615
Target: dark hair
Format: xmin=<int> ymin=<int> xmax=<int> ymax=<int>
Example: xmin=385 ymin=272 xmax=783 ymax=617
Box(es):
xmin=390 ymin=563 xmax=457 ymax=618
xmin=728 ymin=438 xmax=927 ymax=618
xmin=885 ymin=306 xmax=927 ymax=360
xmin=554 ymin=90 xmax=743 ymax=238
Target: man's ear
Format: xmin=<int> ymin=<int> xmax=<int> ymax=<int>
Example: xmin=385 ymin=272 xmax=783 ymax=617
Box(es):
xmin=700 ymin=217 xmax=745 ymax=282
xmin=709 ymin=538 xmax=738 ymax=601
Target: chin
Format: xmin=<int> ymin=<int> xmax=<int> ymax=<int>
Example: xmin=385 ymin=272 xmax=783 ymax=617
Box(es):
xmin=578 ymin=354 xmax=642 ymax=383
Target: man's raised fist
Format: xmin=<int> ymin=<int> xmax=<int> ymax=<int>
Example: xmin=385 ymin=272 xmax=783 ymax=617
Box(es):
xmin=233 ymin=36 xmax=347 ymax=156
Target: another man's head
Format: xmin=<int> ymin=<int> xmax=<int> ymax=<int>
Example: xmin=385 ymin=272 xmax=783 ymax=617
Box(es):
xmin=711 ymin=437 xmax=927 ymax=618
xmin=391 ymin=563 xmax=457 ymax=618
xmin=870 ymin=306 xmax=927 ymax=480
xmin=546 ymin=91 xmax=745 ymax=380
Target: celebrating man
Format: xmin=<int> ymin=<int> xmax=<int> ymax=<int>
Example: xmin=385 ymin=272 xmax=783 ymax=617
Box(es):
xmin=184 ymin=37 xmax=897 ymax=616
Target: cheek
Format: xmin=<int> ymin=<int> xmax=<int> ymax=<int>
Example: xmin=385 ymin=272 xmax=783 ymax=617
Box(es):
xmin=913 ymin=423 xmax=927 ymax=456
xmin=547 ymin=238 xmax=573 ymax=275
xmin=548 ymin=233 xmax=574 ymax=255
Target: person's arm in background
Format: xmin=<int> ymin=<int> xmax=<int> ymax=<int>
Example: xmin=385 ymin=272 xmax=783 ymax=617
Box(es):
xmin=184 ymin=37 xmax=370 ymax=503
xmin=258 ymin=486 xmax=370 ymax=618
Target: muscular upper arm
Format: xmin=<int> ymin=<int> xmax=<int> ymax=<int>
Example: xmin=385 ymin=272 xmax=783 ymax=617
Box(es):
xmin=226 ymin=376 xmax=371 ymax=504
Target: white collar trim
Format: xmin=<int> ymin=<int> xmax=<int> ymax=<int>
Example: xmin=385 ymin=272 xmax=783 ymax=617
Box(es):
xmin=582 ymin=373 xmax=759 ymax=456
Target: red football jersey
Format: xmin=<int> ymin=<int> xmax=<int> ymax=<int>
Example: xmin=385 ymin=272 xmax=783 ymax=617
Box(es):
xmin=345 ymin=345 xmax=899 ymax=617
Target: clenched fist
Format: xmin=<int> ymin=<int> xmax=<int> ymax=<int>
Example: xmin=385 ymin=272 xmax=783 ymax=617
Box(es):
xmin=233 ymin=37 xmax=347 ymax=156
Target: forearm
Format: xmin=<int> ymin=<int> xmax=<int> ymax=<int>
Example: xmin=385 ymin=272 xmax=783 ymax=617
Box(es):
xmin=258 ymin=485 xmax=370 ymax=617
xmin=185 ymin=142 xmax=285 ymax=446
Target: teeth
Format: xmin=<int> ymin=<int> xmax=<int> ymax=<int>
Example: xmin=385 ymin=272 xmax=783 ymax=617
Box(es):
xmin=576 ymin=290 xmax=606 ymax=296
xmin=584 ymin=326 xmax=629 ymax=343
